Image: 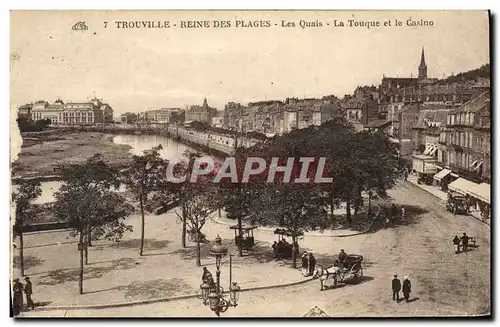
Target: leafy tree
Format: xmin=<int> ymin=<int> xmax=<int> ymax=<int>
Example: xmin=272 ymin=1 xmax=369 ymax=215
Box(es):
xmin=165 ymin=149 xmax=204 ymax=248
xmin=354 ymin=131 xmax=404 ymax=213
xmin=123 ymin=145 xmax=167 ymax=256
xmin=249 ymin=184 xmax=328 ymax=268
xmin=175 ymin=179 xmax=219 ymax=266
xmin=54 ymin=154 xmax=133 ymax=294
xmin=16 ymin=118 xmax=52 ymax=132
xmin=12 ymin=180 xmax=42 ymax=276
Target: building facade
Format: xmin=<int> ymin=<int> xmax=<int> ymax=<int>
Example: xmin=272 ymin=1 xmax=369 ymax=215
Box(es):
xmin=439 ymin=92 xmax=490 ymax=183
xmin=185 ymin=98 xmax=217 ymax=124
xmin=30 ymin=97 xmax=114 ymax=125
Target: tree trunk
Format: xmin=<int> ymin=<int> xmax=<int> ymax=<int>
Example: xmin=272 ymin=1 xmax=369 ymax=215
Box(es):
xmin=195 ymin=220 xmax=201 ymax=266
xmin=346 ymin=194 xmax=352 ymax=226
xmin=88 ymin=229 xmax=92 ymax=247
xmin=84 ymin=242 xmax=89 ymax=265
xmin=84 ymin=228 xmax=90 ymax=265
xmin=139 ymin=197 xmax=145 ymax=256
xmin=330 ymin=192 xmax=334 ymax=217
xmin=181 ymin=204 xmax=187 ymax=248
xmin=237 ymin=212 xmax=243 ymax=257
xmin=79 ymin=232 xmax=84 ymax=295
xmin=291 ymin=234 xmax=297 ymax=269
xmin=368 ymin=191 xmax=372 ymax=217
xmin=19 ymin=232 xmax=24 ymax=277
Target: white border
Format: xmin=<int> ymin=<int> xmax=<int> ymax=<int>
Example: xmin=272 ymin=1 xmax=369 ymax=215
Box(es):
xmin=2 ymin=1 xmax=498 ymax=327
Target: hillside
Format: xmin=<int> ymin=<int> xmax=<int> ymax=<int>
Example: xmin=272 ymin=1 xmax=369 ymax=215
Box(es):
xmin=441 ymin=63 xmax=490 ymax=84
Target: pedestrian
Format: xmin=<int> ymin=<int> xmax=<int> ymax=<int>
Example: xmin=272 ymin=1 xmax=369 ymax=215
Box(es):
xmin=392 ymin=274 xmax=401 ymax=301
xmin=301 ymin=251 xmax=309 ymax=276
xmin=12 ymin=278 xmax=23 ymax=316
xmin=453 ymin=235 xmax=461 ymax=254
xmin=201 ymin=267 xmax=212 ymax=284
xmin=24 ymin=277 xmax=35 ymax=310
xmin=401 ymin=206 xmax=406 ymax=222
xmin=404 ymin=169 xmax=408 ymax=181
xmin=402 ymin=276 xmax=412 ymax=302
xmin=308 ymin=253 xmax=316 ymax=277
xmin=391 ymin=204 xmax=397 ymax=221
xmin=461 ymin=233 xmax=469 ymax=253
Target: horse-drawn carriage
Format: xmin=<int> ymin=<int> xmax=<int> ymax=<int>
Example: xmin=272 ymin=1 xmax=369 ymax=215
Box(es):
xmin=446 ymin=192 xmax=469 ymax=215
xmin=273 ymin=228 xmax=302 ymax=259
xmin=314 ymin=254 xmax=364 ymax=290
xmin=230 ymin=224 xmax=257 ymax=250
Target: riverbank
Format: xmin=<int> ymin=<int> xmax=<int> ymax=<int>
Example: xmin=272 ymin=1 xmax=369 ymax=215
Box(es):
xmin=11 ymin=132 xmax=133 ymax=180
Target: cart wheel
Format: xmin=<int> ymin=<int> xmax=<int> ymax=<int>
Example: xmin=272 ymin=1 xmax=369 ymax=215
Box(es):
xmin=353 ymin=265 xmax=363 ymax=283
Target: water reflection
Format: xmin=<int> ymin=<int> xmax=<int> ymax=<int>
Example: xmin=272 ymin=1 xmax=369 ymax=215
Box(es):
xmin=12 ymin=134 xmax=196 ymax=204
xmin=113 ymin=134 xmax=194 ymax=164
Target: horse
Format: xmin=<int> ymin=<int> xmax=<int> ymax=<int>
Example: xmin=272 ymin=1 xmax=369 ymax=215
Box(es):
xmin=313 ymin=264 xmax=341 ymax=291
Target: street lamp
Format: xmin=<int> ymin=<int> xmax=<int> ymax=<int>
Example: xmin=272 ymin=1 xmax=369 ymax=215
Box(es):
xmin=199 ymin=235 xmax=241 ymax=316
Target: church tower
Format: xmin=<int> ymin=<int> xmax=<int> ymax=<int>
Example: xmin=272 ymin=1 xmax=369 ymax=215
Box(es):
xmin=418 ymin=47 xmax=427 ymax=79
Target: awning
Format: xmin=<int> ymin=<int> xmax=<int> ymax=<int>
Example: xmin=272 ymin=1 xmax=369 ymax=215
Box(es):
xmin=467 ymin=183 xmax=490 ymax=204
xmin=433 ymin=169 xmax=451 ymax=181
xmin=448 ymin=178 xmax=479 ymax=196
xmin=469 ymin=160 xmax=478 ymax=168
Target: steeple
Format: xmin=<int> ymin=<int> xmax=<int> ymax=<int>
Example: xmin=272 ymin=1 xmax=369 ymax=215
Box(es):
xmin=418 ymin=47 xmax=427 ymax=79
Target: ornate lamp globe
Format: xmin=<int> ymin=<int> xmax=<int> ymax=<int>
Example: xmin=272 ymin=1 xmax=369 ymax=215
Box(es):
xmin=209 ymin=235 xmax=228 ymax=267
xmin=229 ymin=282 xmax=241 ymax=306
xmin=200 ymin=282 xmax=211 ymax=303
xmin=208 ymin=291 xmax=220 ymax=311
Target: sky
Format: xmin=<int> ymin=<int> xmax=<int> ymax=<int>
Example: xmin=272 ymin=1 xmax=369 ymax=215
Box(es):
xmin=10 ymin=11 xmax=490 ymax=114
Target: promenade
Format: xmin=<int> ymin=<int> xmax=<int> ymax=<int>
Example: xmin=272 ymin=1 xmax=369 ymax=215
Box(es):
xmin=18 ymin=181 xmax=491 ymax=317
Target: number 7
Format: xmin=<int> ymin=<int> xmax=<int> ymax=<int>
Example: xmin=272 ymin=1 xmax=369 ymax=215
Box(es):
xmin=104 ymin=21 xmax=108 ymax=28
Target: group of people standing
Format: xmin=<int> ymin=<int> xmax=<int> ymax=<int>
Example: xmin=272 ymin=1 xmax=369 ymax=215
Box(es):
xmin=384 ymin=204 xmax=406 ymax=226
xmin=391 ymin=274 xmax=412 ymax=303
xmin=453 ymin=233 xmax=471 ymax=254
xmin=12 ymin=276 xmax=34 ymax=316
xmin=301 ymin=252 xmax=316 ymax=277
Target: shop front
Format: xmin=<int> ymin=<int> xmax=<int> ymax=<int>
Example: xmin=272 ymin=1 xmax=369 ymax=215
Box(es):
xmin=433 ymin=168 xmax=453 ymax=191
xmin=467 ymin=182 xmax=491 ymax=221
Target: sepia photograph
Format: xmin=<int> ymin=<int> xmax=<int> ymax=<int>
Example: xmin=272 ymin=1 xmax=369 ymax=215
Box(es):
xmin=9 ymin=10 xmax=491 ymax=318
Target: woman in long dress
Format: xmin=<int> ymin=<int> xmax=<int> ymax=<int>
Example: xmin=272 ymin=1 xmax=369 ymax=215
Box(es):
xmin=301 ymin=252 xmax=309 ymax=276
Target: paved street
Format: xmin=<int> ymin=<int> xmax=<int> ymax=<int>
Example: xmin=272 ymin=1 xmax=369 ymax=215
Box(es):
xmin=17 ymin=180 xmax=490 ymax=317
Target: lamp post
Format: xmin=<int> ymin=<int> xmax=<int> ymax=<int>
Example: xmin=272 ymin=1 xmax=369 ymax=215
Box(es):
xmin=199 ymin=235 xmax=241 ymax=317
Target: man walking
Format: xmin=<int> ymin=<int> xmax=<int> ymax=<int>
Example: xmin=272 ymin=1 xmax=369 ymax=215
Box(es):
xmin=308 ymin=253 xmax=316 ymax=277
xmin=392 ymin=274 xmax=401 ymax=301
xmin=401 ymin=206 xmax=406 ymax=223
xmin=24 ymin=277 xmax=35 ymax=310
xmin=461 ymin=233 xmax=469 ymax=253
xmin=402 ymin=276 xmax=412 ymax=302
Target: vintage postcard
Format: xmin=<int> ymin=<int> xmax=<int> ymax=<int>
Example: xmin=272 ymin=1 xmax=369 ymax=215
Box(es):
xmin=10 ymin=10 xmax=491 ymax=318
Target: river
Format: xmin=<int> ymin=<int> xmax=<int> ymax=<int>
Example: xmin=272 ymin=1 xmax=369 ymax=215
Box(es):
xmin=13 ymin=134 xmax=198 ymax=204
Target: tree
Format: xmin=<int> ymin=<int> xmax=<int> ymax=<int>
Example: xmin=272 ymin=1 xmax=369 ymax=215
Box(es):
xmin=218 ymin=146 xmax=263 ymax=257
xmin=54 ymin=154 xmax=133 ymax=294
xmin=12 ymin=180 xmax=42 ymax=276
xmin=250 ymin=184 xmax=328 ymax=268
xmin=123 ymin=145 xmax=167 ymax=256
xmin=176 ymin=177 xmax=219 ymax=266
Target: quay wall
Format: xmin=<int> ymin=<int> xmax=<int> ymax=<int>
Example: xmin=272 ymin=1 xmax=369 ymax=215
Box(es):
xmin=77 ymin=125 xmax=259 ymax=156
